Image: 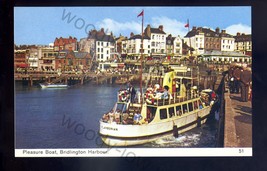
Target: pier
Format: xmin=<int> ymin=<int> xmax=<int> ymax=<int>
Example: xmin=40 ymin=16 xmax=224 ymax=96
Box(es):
xmin=14 ymin=72 xmax=135 ymax=86
xmin=215 ymin=75 xmax=252 ymax=147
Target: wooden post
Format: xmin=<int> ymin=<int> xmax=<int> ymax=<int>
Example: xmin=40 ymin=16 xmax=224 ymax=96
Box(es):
xmin=29 ymin=75 xmax=33 ymax=87
xmin=81 ymin=77 xmax=84 ymax=85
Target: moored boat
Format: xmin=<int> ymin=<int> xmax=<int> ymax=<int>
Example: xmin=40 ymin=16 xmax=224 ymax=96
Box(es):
xmin=39 ymin=83 xmax=68 ymax=88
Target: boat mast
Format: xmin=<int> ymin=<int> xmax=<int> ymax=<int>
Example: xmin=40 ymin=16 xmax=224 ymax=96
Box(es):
xmin=139 ymin=9 xmax=144 ymax=106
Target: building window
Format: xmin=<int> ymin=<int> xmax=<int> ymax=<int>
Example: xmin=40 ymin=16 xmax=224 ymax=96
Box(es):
xmin=107 ymin=42 xmax=109 ymax=46
xmin=101 ymin=42 xmax=103 ymax=46
xmin=98 ymin=42 xmax=100 ymax=46
xmin=101 ymin=54 xmax=103 ymax=59
xmin=97 ymin=48 xmax=100 ymax=52
xmin=107 ymin=50 xmax=109 ymax=54
xmin=152 ymin=42 xmax=155 ymax=47
xmin=152 ymin=35 xmax=155 ymax=39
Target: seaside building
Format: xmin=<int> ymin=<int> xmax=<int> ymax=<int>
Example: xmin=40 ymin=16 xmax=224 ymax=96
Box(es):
xmin=144 ymin=25 xmax=167 ymax=57
xmin=126 ymin=32 xmax=151 ymax=59
xmin=184 ymin=26 xmax=235 ymax=55
xmin=14 ymin=49 xmax=29 ymax=70
xmin=38 ymin=47 xmax=57 ymax=71
xmin=54 ymin=36 xmax=78 ymax=52
xmin=166 ymin=34 xmax=183 ymax=58
xmin=55 ymin=51 xmax=91 ymax=71
xmin=234 ymin=33 xmax=252 ymax=57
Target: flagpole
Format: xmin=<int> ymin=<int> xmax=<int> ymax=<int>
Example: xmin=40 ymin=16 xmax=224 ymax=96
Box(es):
xmin=140 ymin=10 xmax=144 ymax=107
xmin=187 ymin=19 xmax=193 ymax=58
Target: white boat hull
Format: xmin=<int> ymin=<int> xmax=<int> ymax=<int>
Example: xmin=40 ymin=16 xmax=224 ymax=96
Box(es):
xmin=40 ymin=83 xmax=68 ymax=88
xmin=99 ymin=107 xmax=210 ymax=146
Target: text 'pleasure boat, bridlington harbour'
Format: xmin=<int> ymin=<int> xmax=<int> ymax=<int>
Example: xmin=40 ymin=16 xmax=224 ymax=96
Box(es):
xmin=99 ymin=70 xmax=217 ymax=146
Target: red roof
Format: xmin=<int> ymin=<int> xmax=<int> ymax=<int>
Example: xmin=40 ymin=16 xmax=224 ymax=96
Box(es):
xmin=54 ymin=37 xmax=77 ymax=46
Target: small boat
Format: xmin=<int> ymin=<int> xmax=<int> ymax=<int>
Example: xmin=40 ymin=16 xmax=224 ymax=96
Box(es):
xmin=99 ymin=71 xmax=217 ymax=146
xmin=39 ymin=83 xmax=68 ymax=88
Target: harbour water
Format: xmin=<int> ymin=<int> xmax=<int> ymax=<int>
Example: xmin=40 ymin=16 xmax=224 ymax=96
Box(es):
xmin=15 ymin=83 xmax=216 ymax=149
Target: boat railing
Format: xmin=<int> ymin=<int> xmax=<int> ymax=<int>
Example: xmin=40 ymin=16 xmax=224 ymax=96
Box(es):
xmin=145 ymin=90 xmax=200 ymax=107
xmin=117 ymin=88 xmax=201 ymax=106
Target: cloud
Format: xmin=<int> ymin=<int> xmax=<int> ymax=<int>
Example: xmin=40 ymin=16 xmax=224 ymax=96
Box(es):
xmin=96 ymin=18 xmax=141 ymax=36
xmin=225 ymin=23 xmax=251 ymax=35
xmin=151 ymin=16 xmax=188 ymax=37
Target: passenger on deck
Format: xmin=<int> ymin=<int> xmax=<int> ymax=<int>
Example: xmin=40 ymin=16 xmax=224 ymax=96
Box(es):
xmin=102 ymin=113 xmax=109 ymax=123
xmin=162 ymin=86 xmax=169 ymax=99
xmin=179 ymin=79 xmax=187 ymax=97
xmin=127 ymin=82 xmax=136 ymax=103
xmin=133 ymin=112 xmax=142 ymax=124
xmin=115 ymin=110 xmax=121 ymax=123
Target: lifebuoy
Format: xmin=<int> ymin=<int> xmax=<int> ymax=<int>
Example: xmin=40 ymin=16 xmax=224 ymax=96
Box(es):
xmin=145 ymin=90 xmax=154 ymax=104
xmin=118 ymin=90 xmax=129 ymax=102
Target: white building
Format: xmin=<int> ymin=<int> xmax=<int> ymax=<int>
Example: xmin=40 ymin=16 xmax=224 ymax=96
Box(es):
xmin=166 ymin=34 xmax=183 ymax=57
xmin=144 ymin=25 xmax=166 ymax=57
xmin=126 ymin=33 xmax=151 ymax=57
xmin=220 ymin=30 xmax=235 ymax=52
xmin=183 ymin=27 xmax=205 ymax=55
xmin=234 ymin=32 xmax=252 ymax=56
xmin=87 ymin=29 xmax=115 ymax=63
xmin=28 ymin=48 xmax=39 ymax=69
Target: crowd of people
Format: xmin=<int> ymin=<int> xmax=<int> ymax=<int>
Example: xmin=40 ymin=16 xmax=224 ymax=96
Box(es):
xmin=227 ymin=64 xmax=252 ymax=102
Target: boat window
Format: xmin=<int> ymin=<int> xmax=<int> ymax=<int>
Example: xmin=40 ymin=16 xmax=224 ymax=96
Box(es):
xmin=188 ymin=102 xmax=193 ymax=112
xmin=160 ymin=109 xmax=168 ymax=120
xmin=182 ymin=104 xmax=188 ymax=113
xmin=193 ymin=101 xmax=198 ymax=110
xmin=176 ymin=105 xmax=182 ymax=116
xmin=147 ymin=107 xmax=157 ymax=122
xmin=168 ymin=107 xmax=175 ymax=118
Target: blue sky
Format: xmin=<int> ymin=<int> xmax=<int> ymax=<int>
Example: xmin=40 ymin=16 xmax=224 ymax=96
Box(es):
xmin=14 ymin=6 xmax=251 ymax=45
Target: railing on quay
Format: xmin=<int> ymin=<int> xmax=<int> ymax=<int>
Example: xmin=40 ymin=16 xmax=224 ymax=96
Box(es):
xmin=215 ymin=73 xmax=226 ymax=147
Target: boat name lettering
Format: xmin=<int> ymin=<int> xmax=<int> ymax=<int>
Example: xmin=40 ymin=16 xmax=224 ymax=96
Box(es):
xmin=102 ymin=126 xmax=118 ymax=131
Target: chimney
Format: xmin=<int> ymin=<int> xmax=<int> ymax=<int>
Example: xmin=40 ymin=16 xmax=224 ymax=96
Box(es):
xmin=237 ymin=32 xmax=240 ymax=36
xmin=130 ymin=32 xmax=134 ymax=37
xmin=197 ymin=27 xmax=202 ymax=32
xmin=159 ymin=25 xmax=163 ymax=31
xmin=145 ymin=24 xmax=151 ymax=37
xmin=216 ymin=27 xmax=220 ymax=33
xmin=192 ymin=26 xmax=197 ymax=30
xmin=242 ymin=33 xmax=245 ymax=36
xmin=100 ymin=28 xmax=104 ymax=33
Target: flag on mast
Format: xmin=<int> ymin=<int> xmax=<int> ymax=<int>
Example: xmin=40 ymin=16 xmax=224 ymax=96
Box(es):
xmin=185 ymin=19 xmax=189 ymax=28
xmin=137 ymin=10 xmax=144 ymax=17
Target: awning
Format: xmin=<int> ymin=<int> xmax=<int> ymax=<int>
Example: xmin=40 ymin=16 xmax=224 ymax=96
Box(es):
xmin=118 ymin=63 xmax=125 ymax=68
xmin=16 ymin=63 xmax=28 ymax=68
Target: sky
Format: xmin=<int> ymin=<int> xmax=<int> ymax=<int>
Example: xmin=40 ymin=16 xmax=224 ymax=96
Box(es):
xmin=14 ymin=6 xmax=251 ymax=45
